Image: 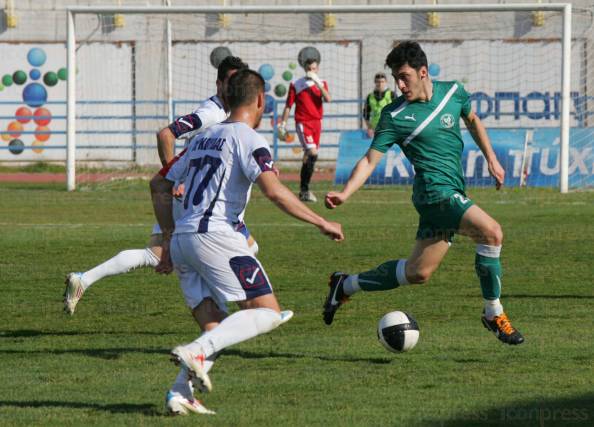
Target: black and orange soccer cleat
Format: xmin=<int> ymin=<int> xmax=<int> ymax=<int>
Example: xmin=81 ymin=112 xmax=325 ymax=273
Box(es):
xmin=481 ymin=312 xmax=525 ymax=345
xmin=323 ymin=272 xmax=350 ymax=325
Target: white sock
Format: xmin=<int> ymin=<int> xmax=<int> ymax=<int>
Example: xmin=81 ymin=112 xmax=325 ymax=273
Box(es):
xmin=171 ymin=366 xmax=193 ymax=398
xmin=396 ymin=259 xmax=410 ymax=285
xmin=170 ymin=353 xmax=217 ymax=398
xmin=484 ymin=298 xmax=504 ymax=320
xmin=203 ymin=353 xmax=216 ymax=374
xmin=343 ymin=275 xmax=360 ymax=296
xmin=80 ymin=248 xmax=159 ymax=290
xmin=185 ymin=308 xmax=282 ymax=358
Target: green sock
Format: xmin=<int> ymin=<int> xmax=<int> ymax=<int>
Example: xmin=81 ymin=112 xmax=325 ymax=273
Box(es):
xmin=357 ymin=260 xmax=402 ymax=292
xmin=475 ymin=253 xmax=502 ymax=300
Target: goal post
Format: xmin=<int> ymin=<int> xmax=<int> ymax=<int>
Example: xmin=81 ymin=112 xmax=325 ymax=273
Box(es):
xmin=66 ymin=3 xmax=576 ymax=192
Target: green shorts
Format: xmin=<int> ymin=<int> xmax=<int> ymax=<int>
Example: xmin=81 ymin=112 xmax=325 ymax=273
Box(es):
xmin=414 ymin=192 xmax=474 ymax=241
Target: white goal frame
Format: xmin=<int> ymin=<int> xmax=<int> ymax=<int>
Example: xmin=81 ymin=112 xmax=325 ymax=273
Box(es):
xmin=66 ymin=3 xmax=572 ymax=192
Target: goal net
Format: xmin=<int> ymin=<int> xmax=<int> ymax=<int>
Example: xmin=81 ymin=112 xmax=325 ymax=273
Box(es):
xmin=61 ymin=5 xmax=593 ymax=190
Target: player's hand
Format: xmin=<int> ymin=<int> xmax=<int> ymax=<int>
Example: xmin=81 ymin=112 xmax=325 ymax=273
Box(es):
xmin=366 ymin=128 xmax=375 ymax=139
xmin=155 ymin=240 xmax=174 ymax=274
xmin=272 ymin=165 xmax=280 ymax=177
xmin=488 ymin=159 xmax=505 ymax=190
xmin=306 ymin=71 xmax=323 ymax=88
xmin=319 ymin=220 xmax=344 ymax=242
xmin=325 ymin=191 xmax=347 ymax=209
xmin=173 ymin=183 xmax=185 ymax=198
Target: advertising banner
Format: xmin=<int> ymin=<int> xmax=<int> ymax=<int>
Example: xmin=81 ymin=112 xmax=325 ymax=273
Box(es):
xmin=335 ymin=129 xmax=594 ymax=188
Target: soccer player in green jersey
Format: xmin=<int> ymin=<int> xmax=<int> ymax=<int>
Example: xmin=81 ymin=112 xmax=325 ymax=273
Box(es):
xmin=323 ymin=41 xmax=524 ymax=345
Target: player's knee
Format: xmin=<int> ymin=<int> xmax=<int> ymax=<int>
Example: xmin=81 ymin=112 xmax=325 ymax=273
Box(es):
xmin=192 ymin=298 xmax=226 ymax=330
xmin=409 ymin=269 xmax=432 ymax=284
xmin=306 ymin=147 xmax=319 ymax=159
xmin=483 ymin=222 xmax=503 ymax=246
xmin=406 ymin=263 xmax=433 ymax=284
xmin=303 ymin=152 xmax=317 ymax=164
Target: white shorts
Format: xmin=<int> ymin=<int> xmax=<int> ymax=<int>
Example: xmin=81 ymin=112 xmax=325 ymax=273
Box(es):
xmin=175 ymin=263 xmax=228 ymax=312
xmin=171 ymin=230 xmax=273 ymax=303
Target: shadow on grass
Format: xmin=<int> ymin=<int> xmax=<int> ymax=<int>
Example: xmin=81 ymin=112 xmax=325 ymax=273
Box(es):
xmin=460 ymin=293 xmax=594 ymax=301
xmin=223 ymin=348 xmax=392 ymax=364
xmin=503 ymin=294 xmax=594 ymax=300
xmin=0 ymin=400 xmax=162 ymax=416
xmin=0 ymin=347 xmax=169 ymax=360
xmin=0 ymin=346 xmax=391 ymax=364
xmin=0 ymin=329 xmax=179 ymax=339
xmin=420 ymin=392 xmax=594 ymax=427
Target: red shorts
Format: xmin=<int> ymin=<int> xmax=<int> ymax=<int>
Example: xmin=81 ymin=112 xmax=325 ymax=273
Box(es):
xmin=295 ymin=120 xmax=321 ymax=151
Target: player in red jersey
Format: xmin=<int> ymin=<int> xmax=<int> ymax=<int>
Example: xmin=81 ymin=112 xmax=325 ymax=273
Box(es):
xmin=279 ymin=58 xmax=331 ymax=202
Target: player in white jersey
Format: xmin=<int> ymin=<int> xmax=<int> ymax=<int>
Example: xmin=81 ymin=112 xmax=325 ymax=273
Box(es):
xmin=151 ymin=69 xmax=344 ymax=414
xmin=63 ymin=56 xmax=250 ymax=316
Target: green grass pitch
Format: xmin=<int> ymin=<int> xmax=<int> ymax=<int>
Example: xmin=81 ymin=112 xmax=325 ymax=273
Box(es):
xmin=1 ymin=180 xmax=593 ymax=426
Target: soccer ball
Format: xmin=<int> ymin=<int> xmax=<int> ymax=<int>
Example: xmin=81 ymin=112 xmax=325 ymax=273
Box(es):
xmin=377 ymin=311 xmax=419 ymax=353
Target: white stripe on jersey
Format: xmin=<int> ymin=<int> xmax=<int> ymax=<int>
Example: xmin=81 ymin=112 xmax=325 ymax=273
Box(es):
xmin=166 ymin=122 xmax=274 ymax=234
xmin=402 ymin=83 xmax=458 ymax=147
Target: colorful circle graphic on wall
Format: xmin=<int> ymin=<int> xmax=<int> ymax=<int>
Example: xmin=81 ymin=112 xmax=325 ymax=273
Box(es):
xmin=258 ymin=64 xmax=275 ymax=81
xmin=210 ymin=46 xmax=232 ymax=68
xmin=27 ymin=48 xmax=47 ymax=67
xmin=8 ymin=138 xmax=25 ymax=155
xmin=22 ymin=83 xmax=48 ymax=107
xmin=1 ymin=47 xmax=67 ymax=155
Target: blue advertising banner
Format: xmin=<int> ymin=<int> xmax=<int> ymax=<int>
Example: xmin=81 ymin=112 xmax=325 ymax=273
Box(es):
xmin=334 ymin=129 xmax=594 ymax=188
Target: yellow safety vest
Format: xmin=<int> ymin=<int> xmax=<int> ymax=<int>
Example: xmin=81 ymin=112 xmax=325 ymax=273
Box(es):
xmin=368 ymin=90 xmax=393 ymax=129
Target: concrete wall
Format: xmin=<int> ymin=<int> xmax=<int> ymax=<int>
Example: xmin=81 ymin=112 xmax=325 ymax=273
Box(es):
xmin=1 ymin=1 xmax=592 ymax=164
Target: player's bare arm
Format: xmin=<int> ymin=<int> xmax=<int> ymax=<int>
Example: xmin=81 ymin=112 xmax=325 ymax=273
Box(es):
xmin=149 ymin=173 xmax=175 ymax=274
xmin=256 ymin=171 xmax=344 ymax=241
xmin=325 ymin=148 xmax=384 ymax=209
xmin=463 ymin=111 xmax=505 ymax=189
xmin=280 ymin=105 xmax=291 ymax=125
xmin=156 ymin=127 xmax=177 ymax=166
xmin=158 ymin=110 xmax=212 ymax=166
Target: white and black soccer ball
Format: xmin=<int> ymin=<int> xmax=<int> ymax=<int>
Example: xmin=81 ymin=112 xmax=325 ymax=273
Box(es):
xmin=377 ymin=311 xmax=419 ymax=353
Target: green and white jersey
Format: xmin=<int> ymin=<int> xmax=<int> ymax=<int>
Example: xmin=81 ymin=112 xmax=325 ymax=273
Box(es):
xmin=371 ymin=80 xmax=471 ymax=205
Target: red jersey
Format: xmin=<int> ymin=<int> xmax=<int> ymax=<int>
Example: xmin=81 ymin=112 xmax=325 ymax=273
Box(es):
xmin=285 ymin=77 xmax=328 ymax=122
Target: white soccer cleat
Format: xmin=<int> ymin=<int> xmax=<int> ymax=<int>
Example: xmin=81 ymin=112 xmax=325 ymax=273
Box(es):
xmin=170 ymin=346 xmax=212 ymax=393
xmin=64 ymin=272 xmax=85 ymax=315
xmin=279 ymin=310 xmax=294 ymax=325
xmin=165 ymin=391 xmax=215 ymax=416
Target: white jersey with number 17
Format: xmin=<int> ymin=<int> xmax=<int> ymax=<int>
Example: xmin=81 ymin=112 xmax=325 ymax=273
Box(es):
xmin=165 ymin=121 xmax=274 ymax=235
